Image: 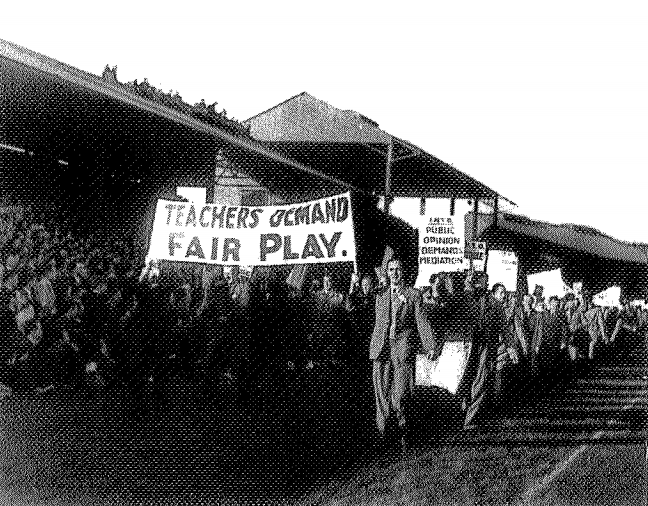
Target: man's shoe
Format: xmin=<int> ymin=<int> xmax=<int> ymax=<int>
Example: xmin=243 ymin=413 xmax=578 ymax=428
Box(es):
xmin=398 ymin=426 xmax=412 ymax=455
xmin=400 ymin=435 xmax=409 ymax=456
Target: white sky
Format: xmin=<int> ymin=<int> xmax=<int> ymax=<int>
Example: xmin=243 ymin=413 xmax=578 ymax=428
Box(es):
xmin=2 ymin=1 xmax=647 ymax=242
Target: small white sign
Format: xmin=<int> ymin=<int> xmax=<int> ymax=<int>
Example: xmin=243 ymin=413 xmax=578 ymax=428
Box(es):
xmin=465 ymin=240 xmax=486 ymax=272
xmin=486 ymin=250 xmax=518 ymax=292
xmin=527 ymin=269 xmax=568 ymax=300
xmin=593 ymin=286 xmax=621 ymax=308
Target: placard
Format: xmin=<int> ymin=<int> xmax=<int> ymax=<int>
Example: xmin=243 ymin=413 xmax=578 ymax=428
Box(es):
xmin=527 ymin=269 xmax=568 ymax=300
xmin=486 ymin=250 xmax=518 ymax=292
xmin=416 ymin=215 xmax=465 ymax=286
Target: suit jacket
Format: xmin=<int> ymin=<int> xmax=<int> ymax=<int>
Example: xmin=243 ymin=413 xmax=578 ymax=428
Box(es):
xmin=569 ymin=305 xmax=606 ymax=342
xmin=471 ymin=294 xmax=505 ymax=354
xmin=533 ymin=310 xmax=567 ymax=353
xmin=368 ymin=285 xmax=437 ymax=365
xmin=511 ymin=307 xmax=536 ymax=356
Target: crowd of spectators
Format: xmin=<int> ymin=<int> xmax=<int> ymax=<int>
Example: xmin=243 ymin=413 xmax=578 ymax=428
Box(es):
xmin=100 ymin=65 xmax=250 ymax=138
xmin=0 ymin=203 xmax=149 ymax=394
xmin=0 ymin=204 xmax=385 ymax=400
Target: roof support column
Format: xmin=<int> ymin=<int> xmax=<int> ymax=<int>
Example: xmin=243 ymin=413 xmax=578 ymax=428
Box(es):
xmin=493 ymin=196 xmax=499 ymax=227
xmin=470 ymin=198 xmax=479 ymax=271
xmin=484 ymin=197 xmax=498 ymax=274
xmin=384 ymin=136 xmax=393 ymax=214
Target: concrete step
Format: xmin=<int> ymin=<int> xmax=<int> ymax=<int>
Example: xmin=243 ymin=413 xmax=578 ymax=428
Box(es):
xmin=515 ymin=404 xmax=647 ymax=419
xmin=533 ymin=396 xmax=648 ymax=409
xmin=572 ymin=388 xmax=648 ymax=397
xmin=574 ymin=378 xmax=648 ymax=388
xmin=449 ymin=340 xmax=648 ymax=444
xmin=520 ymin=388 xmax=648 ymax=404
xmin=499 ymin=417 xmax=637 ymax=429
xmin=448 ymin=427 xmax=648 ymax=445
xmin=592 ymin=366 xmax=648 ymax=374
xmin=586 ymin=370 xmax=648 ymax=380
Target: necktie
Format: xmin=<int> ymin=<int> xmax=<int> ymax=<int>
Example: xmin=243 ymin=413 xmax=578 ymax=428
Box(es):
xmin=390 ymin=287 xmax=399 ymax=340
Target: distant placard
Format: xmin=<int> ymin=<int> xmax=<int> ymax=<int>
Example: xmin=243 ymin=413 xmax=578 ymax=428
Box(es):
xmin=527 ymin=269 xmax=568 ymax=300
xmin=465 ymin=240 xmax=486 ymax=272
xmin=486 ymin=250 xmax=518 ymax=292
xmin=593 ymin=286 xmax=621 ymax=308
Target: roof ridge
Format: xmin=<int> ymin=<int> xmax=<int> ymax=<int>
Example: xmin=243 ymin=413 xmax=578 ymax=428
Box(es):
xmin=243 ymin=91 xmax=310 ymax=123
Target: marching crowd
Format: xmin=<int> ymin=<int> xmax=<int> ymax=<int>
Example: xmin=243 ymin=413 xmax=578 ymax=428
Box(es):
xmin=0 ymin=204 xmax=645 ymax=437
xmin=437 ymin=272 xmax=648 ymax=428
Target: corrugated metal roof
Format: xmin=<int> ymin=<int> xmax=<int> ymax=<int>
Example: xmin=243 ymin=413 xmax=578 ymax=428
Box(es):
xmin=484 ymin=212 xmax=648 ymax=264
xmin=0 ymin=39 xmax=370 ymax=197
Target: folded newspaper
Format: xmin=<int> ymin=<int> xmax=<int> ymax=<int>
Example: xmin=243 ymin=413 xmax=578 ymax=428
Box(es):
xmin=415 ymin=341 xmax=471 ymax=394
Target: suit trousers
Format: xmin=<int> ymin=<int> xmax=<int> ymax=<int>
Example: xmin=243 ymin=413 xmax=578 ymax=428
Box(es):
xmin=464 ymin=345 xmax=496 ymax=428
xmin=372 ymin=354 xmax=414 ymax=434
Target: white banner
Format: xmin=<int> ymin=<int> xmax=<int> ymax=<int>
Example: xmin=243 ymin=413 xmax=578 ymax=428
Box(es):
xmin=486 ymin=250 xmax=518 ymax=292
xmin=416 ymin=215 xmax=465 ymax=286
xmin=147 ymin=192 xmax=356 ymax=266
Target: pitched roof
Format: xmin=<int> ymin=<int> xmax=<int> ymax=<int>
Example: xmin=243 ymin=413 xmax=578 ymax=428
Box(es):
xmin=245 ymin=92 xmax=390 ymax=144
xmin=244 ymin=92 xmax=515 ymax=205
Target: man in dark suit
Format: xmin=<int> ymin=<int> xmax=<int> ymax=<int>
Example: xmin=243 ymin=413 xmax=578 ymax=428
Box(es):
xmin=369 ymin=258 xmax=439 ymax=448
xmin=347 ymin=273 xmax=377 ymax=364
xmin=462 ymin=282 xmax=507 ymax=429
xmin=532 ymin=295 xmax=567 ymax=384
